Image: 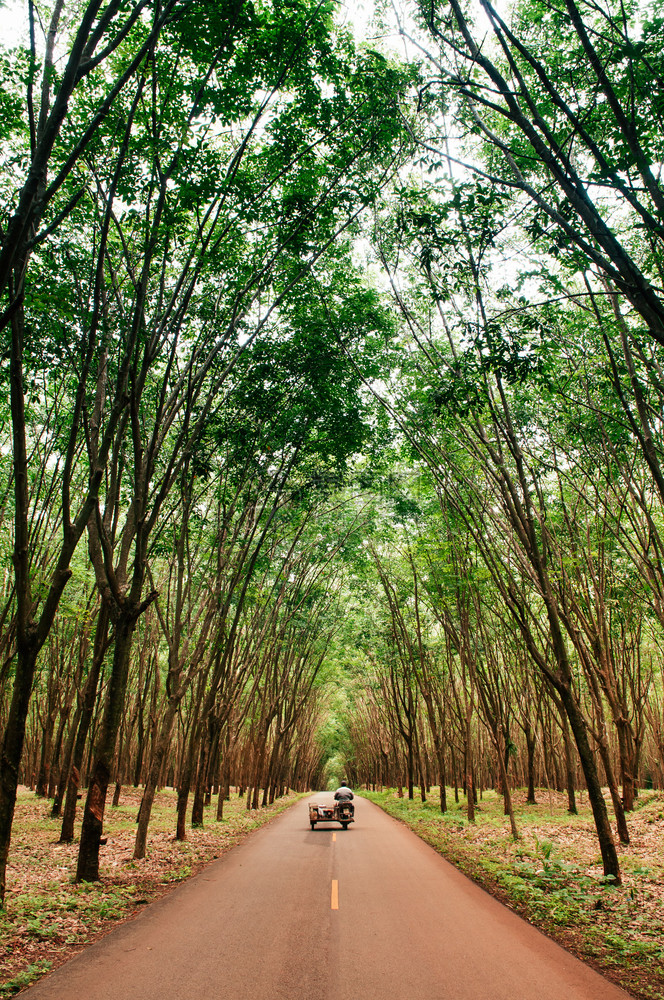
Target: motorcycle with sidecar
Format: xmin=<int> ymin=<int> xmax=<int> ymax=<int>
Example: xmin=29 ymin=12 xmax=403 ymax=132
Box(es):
xmin=308 ymin=800 xmax=354 ymax=830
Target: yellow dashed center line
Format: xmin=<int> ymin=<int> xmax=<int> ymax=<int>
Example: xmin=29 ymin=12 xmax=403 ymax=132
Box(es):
xmin=331 ymin=879 xmax=339 ymax=910
xmin=332 ymin=832 xmax=336 ymax=842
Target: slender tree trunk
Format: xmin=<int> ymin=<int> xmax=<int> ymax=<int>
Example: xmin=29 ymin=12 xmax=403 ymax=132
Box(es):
xmin=176 ymin=723 xmax=199 ymax=841
xmin=134 ymin=701 xmax=179 ymax=859
xmin=417 ymin=738 xmax=427 ymax=803
xmin=191 ymin=738 xmax=210 ymax=828
xmin=52 ymin=704 xmax=82 ymax=818
xmin=0 ymin=643 xmax=39 ymax=903
xmin=262 ymin=741 xmax=280 ymax=808
xmin=47 ymin=704 xmax=70 ymax=799
xmin=560 ymin=713 xmax=578 ymax=815
xmin=0 ymin=297 xmax=39 ymax=904
xmin=465 ymin=718 xmax=475 ymax=823
xmin=466 ymin=766 xmax=475 ymax=822
xmin=216 ymin=737 xmax=231 ymax=822
xmin=76 ymin=613 xmax=135 ymax=882
xmin=525 ymin=729 xmax=537 ymax=805
xmin=596 ymin=737 xmax=630 ymax=846
xmin=251 ymin=729 xmax=270 ymax=810
xmin=406 ymin=734 xmax=414 ymax=801
xmin=615 ymin=720 xmax=636 ymax=812
xmin=438 ymin=751 xmax=447 ymax=813
xmin=59 ymin=608 xmax=108 ymax=843
xmin=496 ymin=730 xmax=519 ymax=839
xmin=35 ymin=712 xmax=54 ymax=797
xmin=560 ymin=688 xmax=621 ymax=882
xmin=111 ymin=725 xmax=125 ymax=807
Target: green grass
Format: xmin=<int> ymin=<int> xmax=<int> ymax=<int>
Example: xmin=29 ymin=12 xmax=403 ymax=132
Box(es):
xmin=0 ymin=962 xmax=52 ymax=997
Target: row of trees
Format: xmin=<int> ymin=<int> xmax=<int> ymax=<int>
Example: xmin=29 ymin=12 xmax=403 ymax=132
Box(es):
xmin=8 ymin=485 xmax=350 ymax=856
xmin=339 ymin=0 xmax=664 ymax=888
xmin=346 ymin=510 xmax=663 ymax=826
xmin=0 ymin=0 xmax=413 ymax=901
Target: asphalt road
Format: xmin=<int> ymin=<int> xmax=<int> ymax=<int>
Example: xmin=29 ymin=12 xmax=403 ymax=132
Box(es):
xmin=24 ymin=795 xmax=632 ymax=1000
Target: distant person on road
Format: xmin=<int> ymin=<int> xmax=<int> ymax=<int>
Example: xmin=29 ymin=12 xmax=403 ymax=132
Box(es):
xmin=334 ymin=783 xmax=354 ymax=802
xmin=334 ymin=782 xmax=354 ymax=817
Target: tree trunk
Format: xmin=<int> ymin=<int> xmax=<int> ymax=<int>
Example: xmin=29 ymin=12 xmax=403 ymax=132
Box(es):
xmin=0 ymin=643 xmax=39 ymax=904
xmin=76 ymin=613 xmax=135 ymax=882
xmin=438 ymin=750 xmax=447 ymax=813
xmin=191 ymin=737 xmax=209 ymax=828
xmin=466 ymin=766 xmax=475 ymax=822
xmin=35 ymin=717 xmax=53 ymax=798
xmin=560 ymin=688 xmax=621 ymax=882
xmin=465 ymin=717 xmax=475 ymax=823
xmin=406 ymin=735 xmax=414 ymax=801
xmin=134 ymin=701 xmax=179 ymax=859
xmin=216 ymin=741 xmax=231 ymax=822
xmin=52 ymin=704 xmax=82 ymax=818
xmin=596 ymin=736 xmax=630 ymax=846
xmin=60 ymin=607 xmax=108 ymax=842
xmin=417 ymin=741 xmax=427 ymax=803
xmin=176 ymin=724 xmax=199 ymax=841
xmin=48 ymin=705 xmax=70 ymax=800
xmin=496 ymin=731 xmax=519 ymax=840
xmin=525 ymin=728 xmax=537 ymax=805
xmin=615 ymin=719 xmax=636 ymax=812
xmin=561 ymin=713 xmax=578 ymax=815
xmin=112 ymin=781 xmax=122 ymax=807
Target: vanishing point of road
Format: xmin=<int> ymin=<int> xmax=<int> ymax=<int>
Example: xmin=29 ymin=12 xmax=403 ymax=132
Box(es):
xmin=24 ymin=796 xmax=632 ymax=1000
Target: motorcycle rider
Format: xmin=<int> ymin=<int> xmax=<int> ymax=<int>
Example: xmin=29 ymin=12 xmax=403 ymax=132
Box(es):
xmin=334 ymin=781 xmax=354 ymax=817
xmin=334 ymin=782 xmax=354 ymax=802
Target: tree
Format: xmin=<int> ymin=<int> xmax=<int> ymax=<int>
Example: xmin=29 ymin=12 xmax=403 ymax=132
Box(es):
xmin=403 ymin=0 xmax=664 ymax=345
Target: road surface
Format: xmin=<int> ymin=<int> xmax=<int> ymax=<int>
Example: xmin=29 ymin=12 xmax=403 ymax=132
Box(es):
xmin=24 ymin=795 xmax=632 ymax=1000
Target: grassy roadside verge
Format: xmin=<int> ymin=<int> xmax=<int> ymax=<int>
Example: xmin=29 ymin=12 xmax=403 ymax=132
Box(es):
xmin=363 ymin=787 xmax=664 ymax=1000
xmin=0 ymin=786 xmax=305 ymax=996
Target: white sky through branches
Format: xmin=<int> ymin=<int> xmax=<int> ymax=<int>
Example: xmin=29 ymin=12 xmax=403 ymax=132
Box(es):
xmin=0 ymin=1 xmax=380 ymax=50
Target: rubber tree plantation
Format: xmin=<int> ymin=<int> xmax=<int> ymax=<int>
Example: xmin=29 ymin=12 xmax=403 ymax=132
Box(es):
xmin=1 ymin=2 xmax=664 ymax=981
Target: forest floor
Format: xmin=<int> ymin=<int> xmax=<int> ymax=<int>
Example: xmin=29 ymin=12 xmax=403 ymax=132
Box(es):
xmin=364 ymin=786 xmax=664 ymax=1000
xmin=0 ymin=786 xmax=306 ymax=996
